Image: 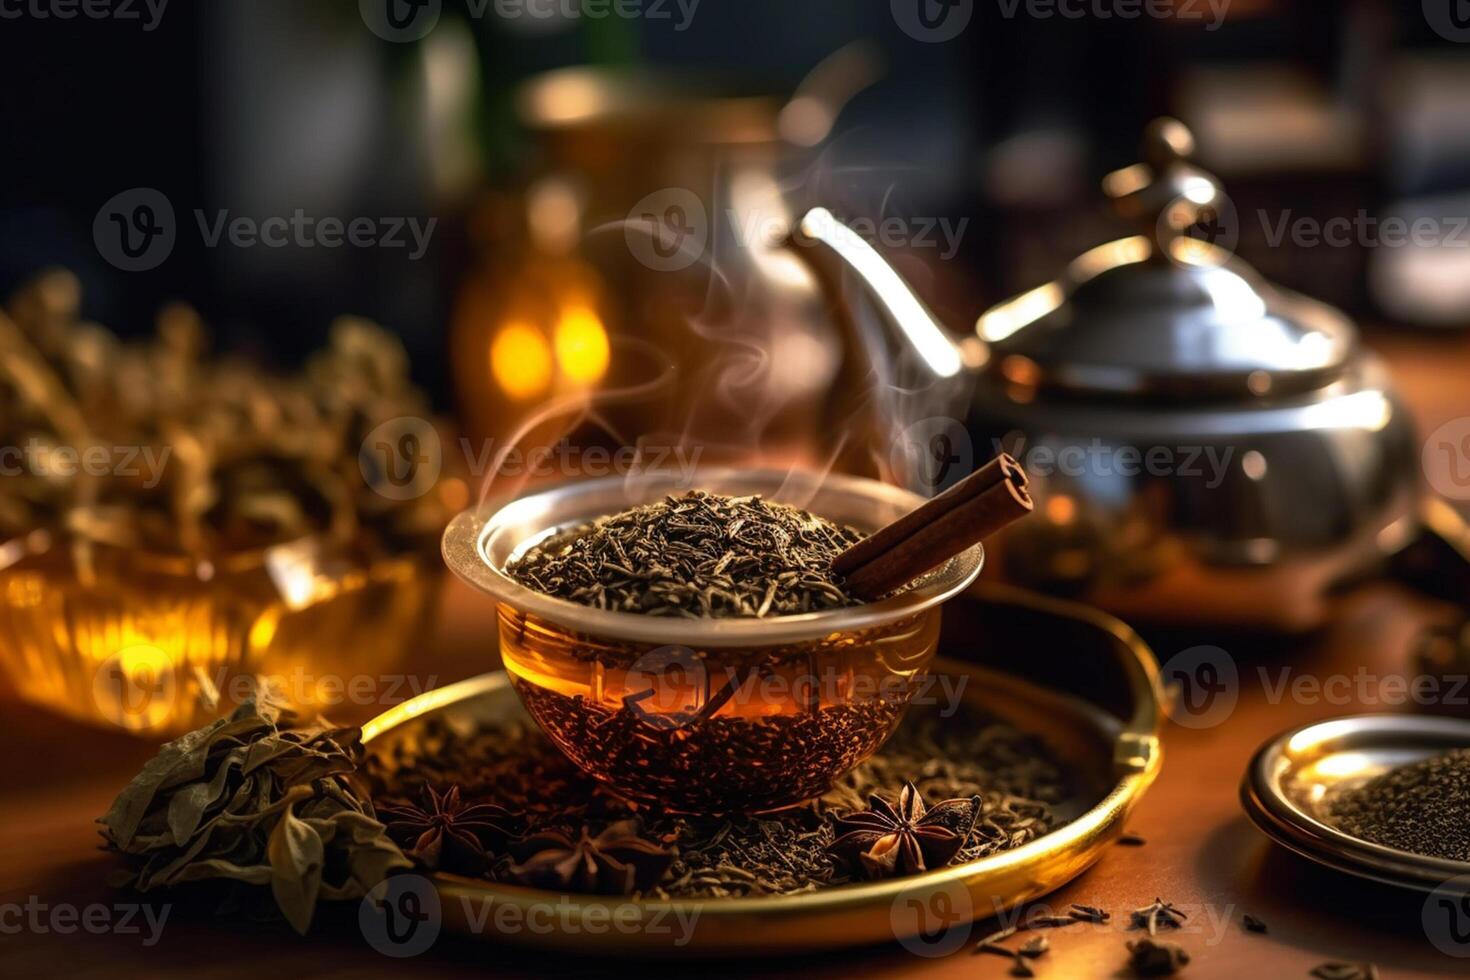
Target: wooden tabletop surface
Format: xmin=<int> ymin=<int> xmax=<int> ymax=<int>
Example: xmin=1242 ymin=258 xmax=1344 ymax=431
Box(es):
xmin=3 ymin=329 xmax=1469 ymax=979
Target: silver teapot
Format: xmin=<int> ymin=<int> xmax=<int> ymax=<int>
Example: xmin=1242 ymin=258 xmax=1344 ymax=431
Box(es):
xmin=792 ymin=119 xmax=1444 ymax=632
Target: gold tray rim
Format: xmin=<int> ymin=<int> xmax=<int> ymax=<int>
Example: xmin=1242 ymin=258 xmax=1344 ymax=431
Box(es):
xmin=360 ymin=585 xmax=1164 ymax=956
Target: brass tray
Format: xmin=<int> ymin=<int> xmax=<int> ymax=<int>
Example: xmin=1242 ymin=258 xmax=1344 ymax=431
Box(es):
xmin=1242 ymin=713 xmax=1470 ymax=895
xmin=360 ymin=584 xmax=1163 ymax=956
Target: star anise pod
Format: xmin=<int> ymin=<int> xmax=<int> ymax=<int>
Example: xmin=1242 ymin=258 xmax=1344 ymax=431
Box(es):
xmin=829 ymin=781 xmax=979 ymax=879
xmin=507 ymin=820 xmax=674 ymax=895
xmin=376 ymin=784 xmax=520 ymax=874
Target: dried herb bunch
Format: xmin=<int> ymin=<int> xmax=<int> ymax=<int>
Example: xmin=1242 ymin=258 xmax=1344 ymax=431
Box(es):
xmin=368 ymin=690 xmax=1072 ymax=897
xmin=0 ymin=269 xmax=447 ymax=559
xmin=505 ymin=490 xmax=866 ymax=617
xmin=99 ymin=693 xmax=410 ymax=933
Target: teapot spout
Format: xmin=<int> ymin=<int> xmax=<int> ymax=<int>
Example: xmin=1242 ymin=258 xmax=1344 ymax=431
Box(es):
xmin=787 ymin=207 xmax=984 ymax=384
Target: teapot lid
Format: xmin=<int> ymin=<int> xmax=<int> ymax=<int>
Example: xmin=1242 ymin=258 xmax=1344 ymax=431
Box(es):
xmin=976 ymin=119 xmax=1358 ymax=401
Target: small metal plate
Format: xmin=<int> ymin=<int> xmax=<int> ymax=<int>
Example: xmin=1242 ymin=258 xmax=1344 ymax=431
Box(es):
xmin=361 ymin=585 xmax=1162 ymax=956
xmin=1242 ymin=713 xmax=1470 ymax=895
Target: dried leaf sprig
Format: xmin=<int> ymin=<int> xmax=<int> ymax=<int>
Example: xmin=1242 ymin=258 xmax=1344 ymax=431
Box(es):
xmin=0 ymin=269 xmax=449 ymax=560
xmin=98 ymin=692 xmax=411 ymax=933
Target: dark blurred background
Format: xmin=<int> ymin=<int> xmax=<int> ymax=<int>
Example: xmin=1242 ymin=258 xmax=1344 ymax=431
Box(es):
xmin=3 ymin=0 xmax=1469 ymax=409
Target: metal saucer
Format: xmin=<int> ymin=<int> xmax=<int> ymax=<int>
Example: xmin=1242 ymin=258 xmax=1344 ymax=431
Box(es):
xmin=1242 ymin=713 xmax=1470 ymax=895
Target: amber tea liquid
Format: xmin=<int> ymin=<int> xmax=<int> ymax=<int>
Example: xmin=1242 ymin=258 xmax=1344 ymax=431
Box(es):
xmin=498 ymin=605 xmax=940 ymax=813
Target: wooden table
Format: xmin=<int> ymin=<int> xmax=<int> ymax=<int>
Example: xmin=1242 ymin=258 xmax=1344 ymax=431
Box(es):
xmin=3 ymin=329 xmax=1469 ymax=979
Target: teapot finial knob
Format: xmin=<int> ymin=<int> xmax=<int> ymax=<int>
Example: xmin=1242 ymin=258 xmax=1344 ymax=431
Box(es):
xmin=1142 ymin=116 xmax=1195 ymax=168
xmin=1105 ymin=117 xmax=1225 ymax=258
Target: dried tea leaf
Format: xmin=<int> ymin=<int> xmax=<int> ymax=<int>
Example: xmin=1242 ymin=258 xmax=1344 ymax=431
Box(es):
xmin=100 ymin=694 xmax=409 ymax=934
xmin=268 ymin=805 xmax=325 ymax=935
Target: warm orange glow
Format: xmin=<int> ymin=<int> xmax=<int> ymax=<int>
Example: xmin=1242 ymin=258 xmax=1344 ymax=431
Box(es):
xmin=1046 ymin=495 xmax=1078 ymax=525
xmin=553 ymin=307 xmax=610 ymax=385
xmin=491 ymin=322 xmax=554 ymax=399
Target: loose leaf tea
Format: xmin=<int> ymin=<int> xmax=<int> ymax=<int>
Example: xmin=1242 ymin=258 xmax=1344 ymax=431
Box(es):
xmin=505 ymin=490 xmax=865 ymax=618
xmin=1328 ymin=748 xmax=1470 ymax=861
xmin=368 ymin=688 xmax=1072 ymax=898
xmin=99 ymin=693 xmax=410 ymax=933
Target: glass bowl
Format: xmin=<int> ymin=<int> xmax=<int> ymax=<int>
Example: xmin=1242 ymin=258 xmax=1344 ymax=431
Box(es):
xmin=442 ymin=469 xmax=984 ymax=814
xmin=0 ymin=532 xmax=441 ymax=737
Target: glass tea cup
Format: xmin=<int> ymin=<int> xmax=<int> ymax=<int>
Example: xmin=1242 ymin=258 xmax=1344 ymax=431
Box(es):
xmin=442 ymin=469 xmax=983 ymax=814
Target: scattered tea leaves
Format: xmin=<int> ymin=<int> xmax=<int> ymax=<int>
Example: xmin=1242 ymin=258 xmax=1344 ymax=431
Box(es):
xmin=1069 ymin=903 xmax=1110 ymax=923
xmin=1130 ymin=898 xmax=1188 ymax=936
xmin=1242 ymin=912 xmax=1267 ymax=934
xmin=1126 ymin=938 xmax=1190 ymax=976
xmin=1118 ymin=832 xmax=1147 ymax=846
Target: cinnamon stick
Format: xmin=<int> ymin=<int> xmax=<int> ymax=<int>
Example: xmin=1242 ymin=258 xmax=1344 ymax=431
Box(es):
xmin=833 ymin=454 xmax=1032 ymax=600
